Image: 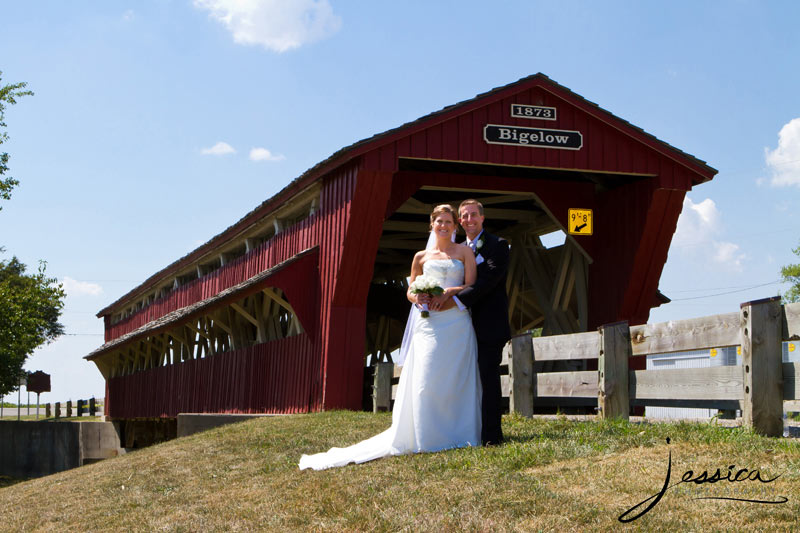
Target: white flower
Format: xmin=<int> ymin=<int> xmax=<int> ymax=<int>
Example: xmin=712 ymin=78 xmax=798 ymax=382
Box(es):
xmin=410 ymin=275 xmax=443 ymax=293
xmin=410 ymin=275 xmax=431 ymax=292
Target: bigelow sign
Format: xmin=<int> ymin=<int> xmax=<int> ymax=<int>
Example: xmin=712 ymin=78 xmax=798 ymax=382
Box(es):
xmin=483 ymin=124 xmax=583 ymax=150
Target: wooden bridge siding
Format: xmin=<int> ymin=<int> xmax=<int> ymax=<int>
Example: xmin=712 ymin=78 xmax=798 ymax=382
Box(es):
xmin=587 ymin=179 xmax=689 ymax=332
xmin=106 ymin=334 xmax=315 ymax=418
xmin=313 ymin=165 xmax=398 ymax=410
xmin=104 ymin=165 xmax=382 ymax=418
xmin=362 ymin=83 xmax=709 ymax=183
xmin=619 ymin=187 xmax=687 ymax=325
xmin=105 ymin=212 xmax=321 ymax=342
xmin=319 ymin=169 xmax=394 ymax=409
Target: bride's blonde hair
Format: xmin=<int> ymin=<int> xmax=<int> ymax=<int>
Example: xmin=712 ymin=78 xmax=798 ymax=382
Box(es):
xmin=429 ymin=204 xmax=457 ymax=229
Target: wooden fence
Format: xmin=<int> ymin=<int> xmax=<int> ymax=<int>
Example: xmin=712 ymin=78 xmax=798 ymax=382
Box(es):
xmin=373 ymin=298 xmax=800 ymax=437
xmin=0 ymin=399 xmax=102 ymax=420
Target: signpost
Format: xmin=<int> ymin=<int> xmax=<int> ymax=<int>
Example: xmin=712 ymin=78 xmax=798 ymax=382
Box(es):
xmin=17 ymin=374 xmax=26 ymax=421
xmin=26 ymin=371 xmax=51 ymax=420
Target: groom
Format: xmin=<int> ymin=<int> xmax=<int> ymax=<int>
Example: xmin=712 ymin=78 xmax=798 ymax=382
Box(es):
xmin=454 ymin=199 xmax=511 ymax=446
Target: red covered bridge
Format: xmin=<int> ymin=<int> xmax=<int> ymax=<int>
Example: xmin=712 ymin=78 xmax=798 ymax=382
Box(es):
xmin=86 ymin=73 xmax=716 ymax=422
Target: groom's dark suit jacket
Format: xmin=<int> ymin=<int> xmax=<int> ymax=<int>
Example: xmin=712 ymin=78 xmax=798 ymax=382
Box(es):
xmin=457 ymin=232 xmax=511 ymax=344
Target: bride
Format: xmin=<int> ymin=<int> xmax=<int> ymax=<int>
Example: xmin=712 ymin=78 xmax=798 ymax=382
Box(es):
xmin=299 ymin=204 xmax=482 ymax=470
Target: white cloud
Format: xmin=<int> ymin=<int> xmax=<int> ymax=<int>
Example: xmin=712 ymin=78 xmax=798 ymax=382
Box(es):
xmin=673 ymin=197 xmax=719 ymax=246
xmin=673 ymin=197 xmax=745 ymax=271
xmin=194 ymin=0 xmax=342 ymax=53
xmin=201 ymin=141 xmax=236 ymax=156
xmin=62 ymin=277 xmax=103 ymax=297
xmin=765 ymin=117 xmax=800 ymax=187
xmin=249 ymin=147 xmax=285 ymax=162
xmin=713 ymin=242 xmax=743 ymax=268
xmin=122 ymin=9 xmax=134 ymax=21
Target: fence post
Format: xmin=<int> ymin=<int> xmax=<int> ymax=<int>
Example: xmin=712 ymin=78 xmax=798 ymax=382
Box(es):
xmin=90 ymin=397 xmax=96 ymax=417
xmin=509 ymin=334 xmax=534 ymax=417
xmin=66 ymin=400 xmax=72 ymax=418
xmin=46 ymin=403 xmax=51 ymax=418
xmin=77 ymin=399 xmax=84 ymax=417
xmin=55 ymin=401 xmax=60 ymax=419
xmin=598 ymin=321 xmax=630 ymax=420
xmin=373 ymin=362 xmax=393 ymax=413
xmin=741 ymin=297 xmax=783 ymax=437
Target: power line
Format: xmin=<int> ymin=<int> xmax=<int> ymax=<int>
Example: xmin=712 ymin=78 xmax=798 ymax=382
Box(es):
xmin=669 ymin=280 xmax=783 ymax=301
xmin=667 ymin=280 xmax=784 ymax=293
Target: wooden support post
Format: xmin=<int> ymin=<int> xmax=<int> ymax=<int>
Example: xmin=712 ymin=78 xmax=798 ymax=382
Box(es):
xmin=77 ymin=399 xmax=84 ymax=417
xmin=55 ymin=401 xmax=60 ymax=419
xmin=89 ymin=397 xmax=96 ymax=417
xmin=598 ymin=321 xmax=630 ymax=420
xmin=741 ymin=297 xmax=783 ymax=437
xmin=66 ymin=400 xmax=72 ymax=418
xmin=509 ymin=334 xmax=534 ymax=417
xmin=373 ymin=362 xmax=393 ymax=412
xmin=231 ymin=302 xmax=259 ymax=328
xmin=45 ymin=403 xmax=51 ymax=418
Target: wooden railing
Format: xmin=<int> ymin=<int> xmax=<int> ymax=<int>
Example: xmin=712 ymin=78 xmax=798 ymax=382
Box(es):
xmin=372 ymin=298 xmax=800 ymax=437
xmin=506 ymin=297 xmax=799 ymax=436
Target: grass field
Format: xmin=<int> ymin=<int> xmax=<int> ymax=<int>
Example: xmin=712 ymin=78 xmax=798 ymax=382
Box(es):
xmin=1 ymin=412 xmax=799 ymax=532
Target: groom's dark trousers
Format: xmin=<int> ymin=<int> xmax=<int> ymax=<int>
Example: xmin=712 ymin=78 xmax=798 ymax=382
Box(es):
xmin=457 ymin=232 xmax=511 ymax=445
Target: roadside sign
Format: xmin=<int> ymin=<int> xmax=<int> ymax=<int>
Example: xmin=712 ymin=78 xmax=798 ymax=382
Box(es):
xmin=27 ymin=371 xmax=51 ymax=394
xmin=568 ymin=208 xmax=593 ymax=235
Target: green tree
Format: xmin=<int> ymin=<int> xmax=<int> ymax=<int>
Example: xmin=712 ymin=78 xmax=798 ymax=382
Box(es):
xmin=0 ymin=254 xmax=65 ymax=396
xmin=0 ymin=72 xmax=63 ymax=395
xmin=781 ymin=241 xmax=800 ymax=304
xmin=1 ymin=71 xmax=33 ymax=209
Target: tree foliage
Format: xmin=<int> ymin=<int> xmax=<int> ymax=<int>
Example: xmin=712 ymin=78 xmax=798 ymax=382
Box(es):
xmin=0 ymin=70 xmax=33 ymax=209
xmin=781 ymin=241 xmax=800 ymax=304
xmin=0 ymin=254 xmax=65 ymax=396
xmin=0 ymin=72 xmax=62 ymax=396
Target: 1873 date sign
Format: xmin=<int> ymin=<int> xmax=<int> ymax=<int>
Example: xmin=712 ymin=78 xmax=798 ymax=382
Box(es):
xmin=484 ymin=124 xmax=583 ymax=150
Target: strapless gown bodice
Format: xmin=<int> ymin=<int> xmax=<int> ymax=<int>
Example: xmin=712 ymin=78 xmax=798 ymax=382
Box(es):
xmin=422 ymin=258 xmax=465 ymax=289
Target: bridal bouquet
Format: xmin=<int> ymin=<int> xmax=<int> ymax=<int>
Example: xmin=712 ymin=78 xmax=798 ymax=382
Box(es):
xmin=409 ymin=275 xmax=444 ymax=318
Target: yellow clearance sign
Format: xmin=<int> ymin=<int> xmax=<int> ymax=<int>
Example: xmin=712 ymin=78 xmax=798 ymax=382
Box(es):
xmin=568 ymin=208 xmax=593 ymax=235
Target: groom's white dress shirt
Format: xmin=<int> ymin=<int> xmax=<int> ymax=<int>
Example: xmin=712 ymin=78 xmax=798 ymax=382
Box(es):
xmin=452 ymin=230 xmax=484 ymax=311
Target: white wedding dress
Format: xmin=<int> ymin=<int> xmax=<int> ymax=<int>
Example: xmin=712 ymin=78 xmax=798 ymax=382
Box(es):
xmin=299 ymin=259 xmax=482 ymax=470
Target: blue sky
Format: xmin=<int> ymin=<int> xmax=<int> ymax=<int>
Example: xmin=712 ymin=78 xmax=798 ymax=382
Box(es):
xmin=2 ymin=1 xmax=799 ymax=403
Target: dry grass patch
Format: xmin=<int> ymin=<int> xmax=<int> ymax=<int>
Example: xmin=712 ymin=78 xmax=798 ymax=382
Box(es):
xmin=0 ymin=412 xmax=798 ymax=532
